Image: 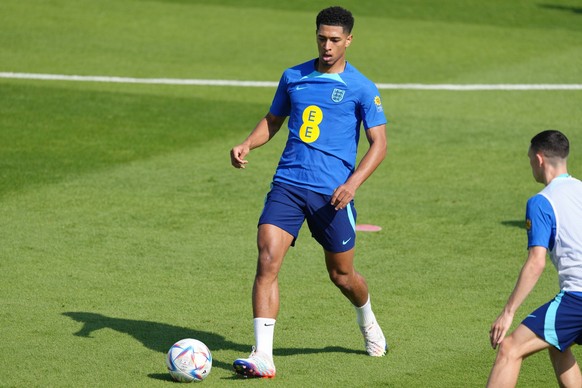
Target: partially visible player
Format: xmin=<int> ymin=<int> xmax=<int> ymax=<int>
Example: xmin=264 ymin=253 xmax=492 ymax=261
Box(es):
xmin=229 ymin=6 xmax=388 ymax=378
xmin=488 ymin=130 xmax=582 ymax=387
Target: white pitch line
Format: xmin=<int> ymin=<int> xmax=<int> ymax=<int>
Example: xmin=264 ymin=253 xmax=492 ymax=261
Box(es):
xmin=0 ymin=72 xmax=278 ymax=87
xmin=376 ymin=83 xmax=582 ymax=91
xmin=1 ymin=72 xmax=582 ymax=91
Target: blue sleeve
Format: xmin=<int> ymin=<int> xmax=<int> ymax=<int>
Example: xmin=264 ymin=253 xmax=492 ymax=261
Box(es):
xmin=525 ymin=194 xmax=556 ymax=250
xmin=360 ymin=82 xmax=387 ymax=130
xmin=269 ymin=72 xmax=291 ymax=117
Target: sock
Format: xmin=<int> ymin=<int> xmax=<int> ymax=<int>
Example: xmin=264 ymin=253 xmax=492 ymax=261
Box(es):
xmin=354 ymin=295 xmax=377 ymax=327
xmin=254 ymin=318 xmax=276 ymax=358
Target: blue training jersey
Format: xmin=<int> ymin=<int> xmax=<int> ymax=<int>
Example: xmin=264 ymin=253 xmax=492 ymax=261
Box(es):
xmin=526 ymin=174 xmax=582 ymax=291
xmin=269 ymin=59 xmax=387 ymax=195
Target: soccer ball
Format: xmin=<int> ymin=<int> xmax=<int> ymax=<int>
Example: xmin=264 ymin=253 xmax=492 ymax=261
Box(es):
xmin=166 ymin=338 xmax=212 ymax=382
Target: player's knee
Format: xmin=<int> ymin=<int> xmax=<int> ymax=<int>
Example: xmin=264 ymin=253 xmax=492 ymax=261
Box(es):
xmin=255 ymin=250 xmax=281 ymax=278
xmin=496 ymin=338 xmax=521 ymax=362
xmin=328 ymin=270 xmax=352 ymax=291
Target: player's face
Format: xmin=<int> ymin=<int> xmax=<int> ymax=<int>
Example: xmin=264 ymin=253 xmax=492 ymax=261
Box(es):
xmin=316 ymin=24 xmax=352 ymax=73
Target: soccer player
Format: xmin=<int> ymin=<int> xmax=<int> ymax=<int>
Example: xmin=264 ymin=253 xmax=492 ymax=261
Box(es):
xmin=487 ymin=130 xmax=582 ymax=387
xmin=229 ymin=6 xmax=388 ymax=378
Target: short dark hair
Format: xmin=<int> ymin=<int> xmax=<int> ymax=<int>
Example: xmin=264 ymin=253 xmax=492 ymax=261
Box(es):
xmin=530 ymin=129 xmax=569 ymax=159
xmin=316 ymin=6 xmax=354 ymax=34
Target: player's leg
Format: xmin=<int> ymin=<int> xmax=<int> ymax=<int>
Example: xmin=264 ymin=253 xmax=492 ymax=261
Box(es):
xmin=487 ymin=324 xmax=551 ymax=387
xmin=307 ymin=192 xmax=386 ymax=356
xmin=549 ymin=346 xmax=582 ymax=387
xmin=233 ymin=224 xmax=292 ymax=378
xmin=253 ymin=223 xmax=294 ymax=319
xmin=325 ymin=248 xmax=368 ymax=306
xmin=325 ymin=248 xmax=387 ymax=356
xmin=234 ymin=182 xmax=304 ymax=378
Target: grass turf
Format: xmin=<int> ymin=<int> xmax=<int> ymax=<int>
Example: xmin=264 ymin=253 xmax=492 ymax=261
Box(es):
xmin=1 ymin=0 xmax=582 ymax=386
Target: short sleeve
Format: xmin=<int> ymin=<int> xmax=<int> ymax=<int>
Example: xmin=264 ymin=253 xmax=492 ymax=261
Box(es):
xmin=360 ymin=82 xmax=387 ymax=130
xmin=526 ymin=194 xmax=556 ymax=250
xmin=269 ymin=72 xmax=291 ymax=117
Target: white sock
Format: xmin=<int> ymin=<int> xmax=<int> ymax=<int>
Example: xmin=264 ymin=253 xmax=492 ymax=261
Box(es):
xmin=354 ymin=295 xmax=377 ymax=327
xmin=254 ymin=318 xmax=276 ymax=358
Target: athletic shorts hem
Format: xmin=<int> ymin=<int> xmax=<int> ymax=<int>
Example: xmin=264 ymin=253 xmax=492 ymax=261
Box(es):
xmin=522 ymin=291 xmax=582 ymax=351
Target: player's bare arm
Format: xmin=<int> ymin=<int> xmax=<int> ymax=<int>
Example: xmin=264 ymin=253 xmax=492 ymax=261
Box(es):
xmin=331 ymin=124 xmax=387 ymax=210
xmin=489 ymin=246 xmax=547 ymax=349
xmin=230 ymin=113 xmax=286 ymax=169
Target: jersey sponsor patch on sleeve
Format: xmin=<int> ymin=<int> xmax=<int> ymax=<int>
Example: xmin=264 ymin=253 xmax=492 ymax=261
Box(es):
xmin=374 ymin=96 xmax=383 ymax=112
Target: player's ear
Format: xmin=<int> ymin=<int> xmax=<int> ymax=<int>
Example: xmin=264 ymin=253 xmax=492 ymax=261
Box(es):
xmin=345 ymin=34 xmax=353 ymax=48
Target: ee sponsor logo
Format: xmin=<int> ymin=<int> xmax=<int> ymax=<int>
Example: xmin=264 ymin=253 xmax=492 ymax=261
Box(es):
xmin=300 ymin=105 xmax=322 ymax=143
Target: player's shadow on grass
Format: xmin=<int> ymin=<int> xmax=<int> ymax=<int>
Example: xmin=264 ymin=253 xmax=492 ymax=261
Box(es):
xmin=539 ymin=4 xmax=582 ymax=14
xmin=62 ymin=312 xmax=363 ymax=379
xmin=501 ymin=220 xmax=525 ymax=229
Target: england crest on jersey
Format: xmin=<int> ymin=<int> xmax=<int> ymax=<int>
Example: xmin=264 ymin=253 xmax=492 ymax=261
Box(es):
xmin=331 ymin=88 xmax=345 ymax=103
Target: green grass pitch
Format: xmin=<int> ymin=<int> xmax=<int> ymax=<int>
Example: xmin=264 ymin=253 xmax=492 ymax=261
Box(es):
xmin=1 ymin=0 xmax=581 ymax=386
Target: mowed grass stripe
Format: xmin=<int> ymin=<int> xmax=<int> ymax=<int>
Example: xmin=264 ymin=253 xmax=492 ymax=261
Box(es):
xmin=0 ymin=82 xmax=265 ymax=198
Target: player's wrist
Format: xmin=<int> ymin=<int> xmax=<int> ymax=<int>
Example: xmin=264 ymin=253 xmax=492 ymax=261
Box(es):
xmin=502 ymin=306 xmax=516 ymax=317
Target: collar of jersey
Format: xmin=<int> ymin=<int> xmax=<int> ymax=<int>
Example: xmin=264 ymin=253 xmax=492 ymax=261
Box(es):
xmin=301 ymin=71 xmax=347 ymax=85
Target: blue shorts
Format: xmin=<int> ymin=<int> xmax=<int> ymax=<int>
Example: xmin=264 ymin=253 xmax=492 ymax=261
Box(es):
xmin=258 ymin=182 xmax=357 ymax=253
xmin=522 ymin=291 xmax=582 ymax=351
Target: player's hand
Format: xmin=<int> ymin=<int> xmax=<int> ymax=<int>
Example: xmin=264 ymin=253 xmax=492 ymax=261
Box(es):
xmin=331 ymin=183 xmax=356 ymax=211
xmin=489 ymin=310 xmax=514 ymax=349
xmin=230 ymin=144 xmax=250 ymax=169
